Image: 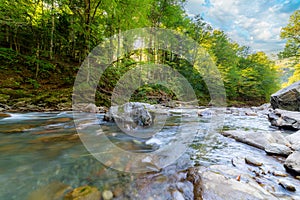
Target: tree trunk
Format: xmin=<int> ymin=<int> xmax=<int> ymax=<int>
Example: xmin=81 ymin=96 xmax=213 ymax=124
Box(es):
xmin=50 ymin=0 xmax=55 ymax=60
xmin=84 ymin=0 xmax=91 ymax=57
xmin=36 ymin=42 xmax=40 ymax=79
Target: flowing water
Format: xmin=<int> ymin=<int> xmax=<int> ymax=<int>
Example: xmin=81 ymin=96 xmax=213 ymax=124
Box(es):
xmin=0 ymin=108 xmax=299 ymax=199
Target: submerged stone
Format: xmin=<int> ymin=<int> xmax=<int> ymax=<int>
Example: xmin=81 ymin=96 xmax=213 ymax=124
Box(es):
xmin=64 ymin=185 xmax=101 ymax=200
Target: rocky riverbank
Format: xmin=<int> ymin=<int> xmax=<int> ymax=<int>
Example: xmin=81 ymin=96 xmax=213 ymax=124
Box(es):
xmin=2 ymin=82 xmax=300 ymax=199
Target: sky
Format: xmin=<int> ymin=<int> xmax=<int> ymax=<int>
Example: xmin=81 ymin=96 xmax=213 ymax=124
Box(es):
xmin=185 ymin=0 xmax=300 ymax=56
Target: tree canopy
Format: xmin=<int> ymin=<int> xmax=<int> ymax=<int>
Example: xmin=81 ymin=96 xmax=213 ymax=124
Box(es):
xmin=280 ymin=9 xmax=300 ymax=86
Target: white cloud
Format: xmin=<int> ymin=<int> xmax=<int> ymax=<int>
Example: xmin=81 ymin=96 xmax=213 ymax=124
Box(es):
xmin=185 ymin=0 xmax=298 ymax=55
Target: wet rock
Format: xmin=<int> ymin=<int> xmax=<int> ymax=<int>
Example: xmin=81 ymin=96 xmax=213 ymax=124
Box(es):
xmin=46 ymin=117 xmax=73 ymax=124
xmin=284 ymin=151 xmax=300 ymax=175
xmin=28 ymin=181 xmax=72 ymax=200
xmin=57 ymin=102 xmax=72 ymax=111
xmin=257 ymin=103 xmax=272 ymax=111
xmin=64 ymin=185 xmax=101 ymax=200
xmin=112 ymin=186 xmax=123 ymax=198
xmin=73 ymin=103 xmax=99 ymax=113
xmin=171 ymin=190 xmax=185 ymax=200
xmin=270 ymin=81 xmax=300 ymax=111
xmin=102 ymin=190 xmax=113 ymax=200
xmin=2 ymin=124 xmax=36 ymax=134
xmin=265 ymin=143 xmax=293 ymax=157
xmin=245 ymin=110 xmax=258 ymax=116
xmin=245 ymin=157 xmax=263 ymax=166
xmin=292 ymin=143 xmax=300 ymax=151
xmin=186 ymin=167 xmax=203 ymax=200
xmin=31 ymin=134 xmax=80 ymax=143
xmin=0 ymin=112 xmax=11 ymax=118
xmin=278 ymin=180 xmax=296 ymax=192
xmin=0 ymin=103 xmax=10 ymax=112
xmin=104 ymin=102 xmax=154 ymax=127
xmin=197 ymin=108 xmax=215 ymax=116
xmin=272 ymin=171 xmax=288 ymax=177
xmin=286 ymin=130 xmax=300 ymax=150
xmin=268 ymin=109 xmax=300 ymax=130
xmin=221 ymin=130 xmax=290 ymax=150
xmin=200 ymin=165 xmax=278 ymax=200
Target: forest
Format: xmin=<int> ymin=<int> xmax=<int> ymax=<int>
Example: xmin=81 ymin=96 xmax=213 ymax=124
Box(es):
xmin=0 ymin=0 xmax=299 ymax=109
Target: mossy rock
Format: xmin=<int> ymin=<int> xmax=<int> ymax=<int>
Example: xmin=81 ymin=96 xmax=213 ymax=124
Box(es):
xmin=64 ymin=185 xmax=101 ymax=200
xmin=0 ymin=94 xmax=10 ymax=103
xmin=0 ymin=88 xmax=30 ymax=98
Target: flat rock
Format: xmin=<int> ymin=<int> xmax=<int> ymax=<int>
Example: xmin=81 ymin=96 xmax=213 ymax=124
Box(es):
xmin=286 ymin=130 xmax=300 ymax=150
xmin=200 ymin=165 xmax=278 ymax=200
xmin=265 ymin=143 xmax=293 ymax=157
xmin=284 ymin=151 xmax=300 ymax=175
xmin=270 ymin=81 xmax=300 ymax=111
xmin=268 ymin=109 xmax=300 ymax=130
xmin=221 ymin=130 xmax=290 ymax=150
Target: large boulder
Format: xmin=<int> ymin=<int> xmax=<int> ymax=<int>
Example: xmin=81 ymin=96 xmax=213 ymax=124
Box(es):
xmin=284 ymin=151 xmax=300 ymax=175
xmin=268 ymin=109 xmax=300 ymax=130
xmin=103 ymin=102 xmax=154 ymax=128
xmin=270 ymin=81 xmax=300 ymax=111
xmin=286 ymin=130 xmax=300 ymax=150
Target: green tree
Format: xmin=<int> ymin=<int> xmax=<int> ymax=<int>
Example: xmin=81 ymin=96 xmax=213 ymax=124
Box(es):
xmin=238 ymin=52 xmax=279 ymax=101
xmin=280 ymin=10 xmax=300 ymax=59
xmin=280 ymin=10 xmax=300 ymax=85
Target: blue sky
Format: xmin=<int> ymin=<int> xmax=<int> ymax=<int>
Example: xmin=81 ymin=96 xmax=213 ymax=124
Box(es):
xmin=185 ymin=0 xmax=300 ymax=56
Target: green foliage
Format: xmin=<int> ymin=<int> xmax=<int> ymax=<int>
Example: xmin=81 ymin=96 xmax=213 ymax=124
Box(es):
xmin=130 ymin=84 xmax=176 ymax=104
xmin=0 ymin=48 xmax=18 ymax=67
xmin=280 ymin=10 xmax=300 ymax=59
xmin=0 ymin=0 xmax=282 ymax=106
xmin=284 ymin=63 xmax=300 ymax=86
xmin=238 ymin=52 xmax=279 ymax=101
xmin=26 ymin=78 xmax=40 ymax=89
xmin=280 ymin=10 xmax=300 ymax=86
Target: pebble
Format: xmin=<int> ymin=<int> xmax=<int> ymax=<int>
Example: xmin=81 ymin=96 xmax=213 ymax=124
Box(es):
xmin=279 ymin=180 xmax=296 ymax=192
xmin=272 ymin=171 xmax=288 ymax=177
xmin=245 ymin=157 xmax=263 ymax=166
xmin=102 ymin=190 xmax=113 ymax=200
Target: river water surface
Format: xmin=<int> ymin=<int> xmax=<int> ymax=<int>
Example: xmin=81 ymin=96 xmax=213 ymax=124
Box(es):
xmin=0 ymin=108 xmax=299 ymax=199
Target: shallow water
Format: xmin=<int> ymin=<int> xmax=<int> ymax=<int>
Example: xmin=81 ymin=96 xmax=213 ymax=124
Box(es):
xmin=0 ymin=109 xmax=299 ymax=199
